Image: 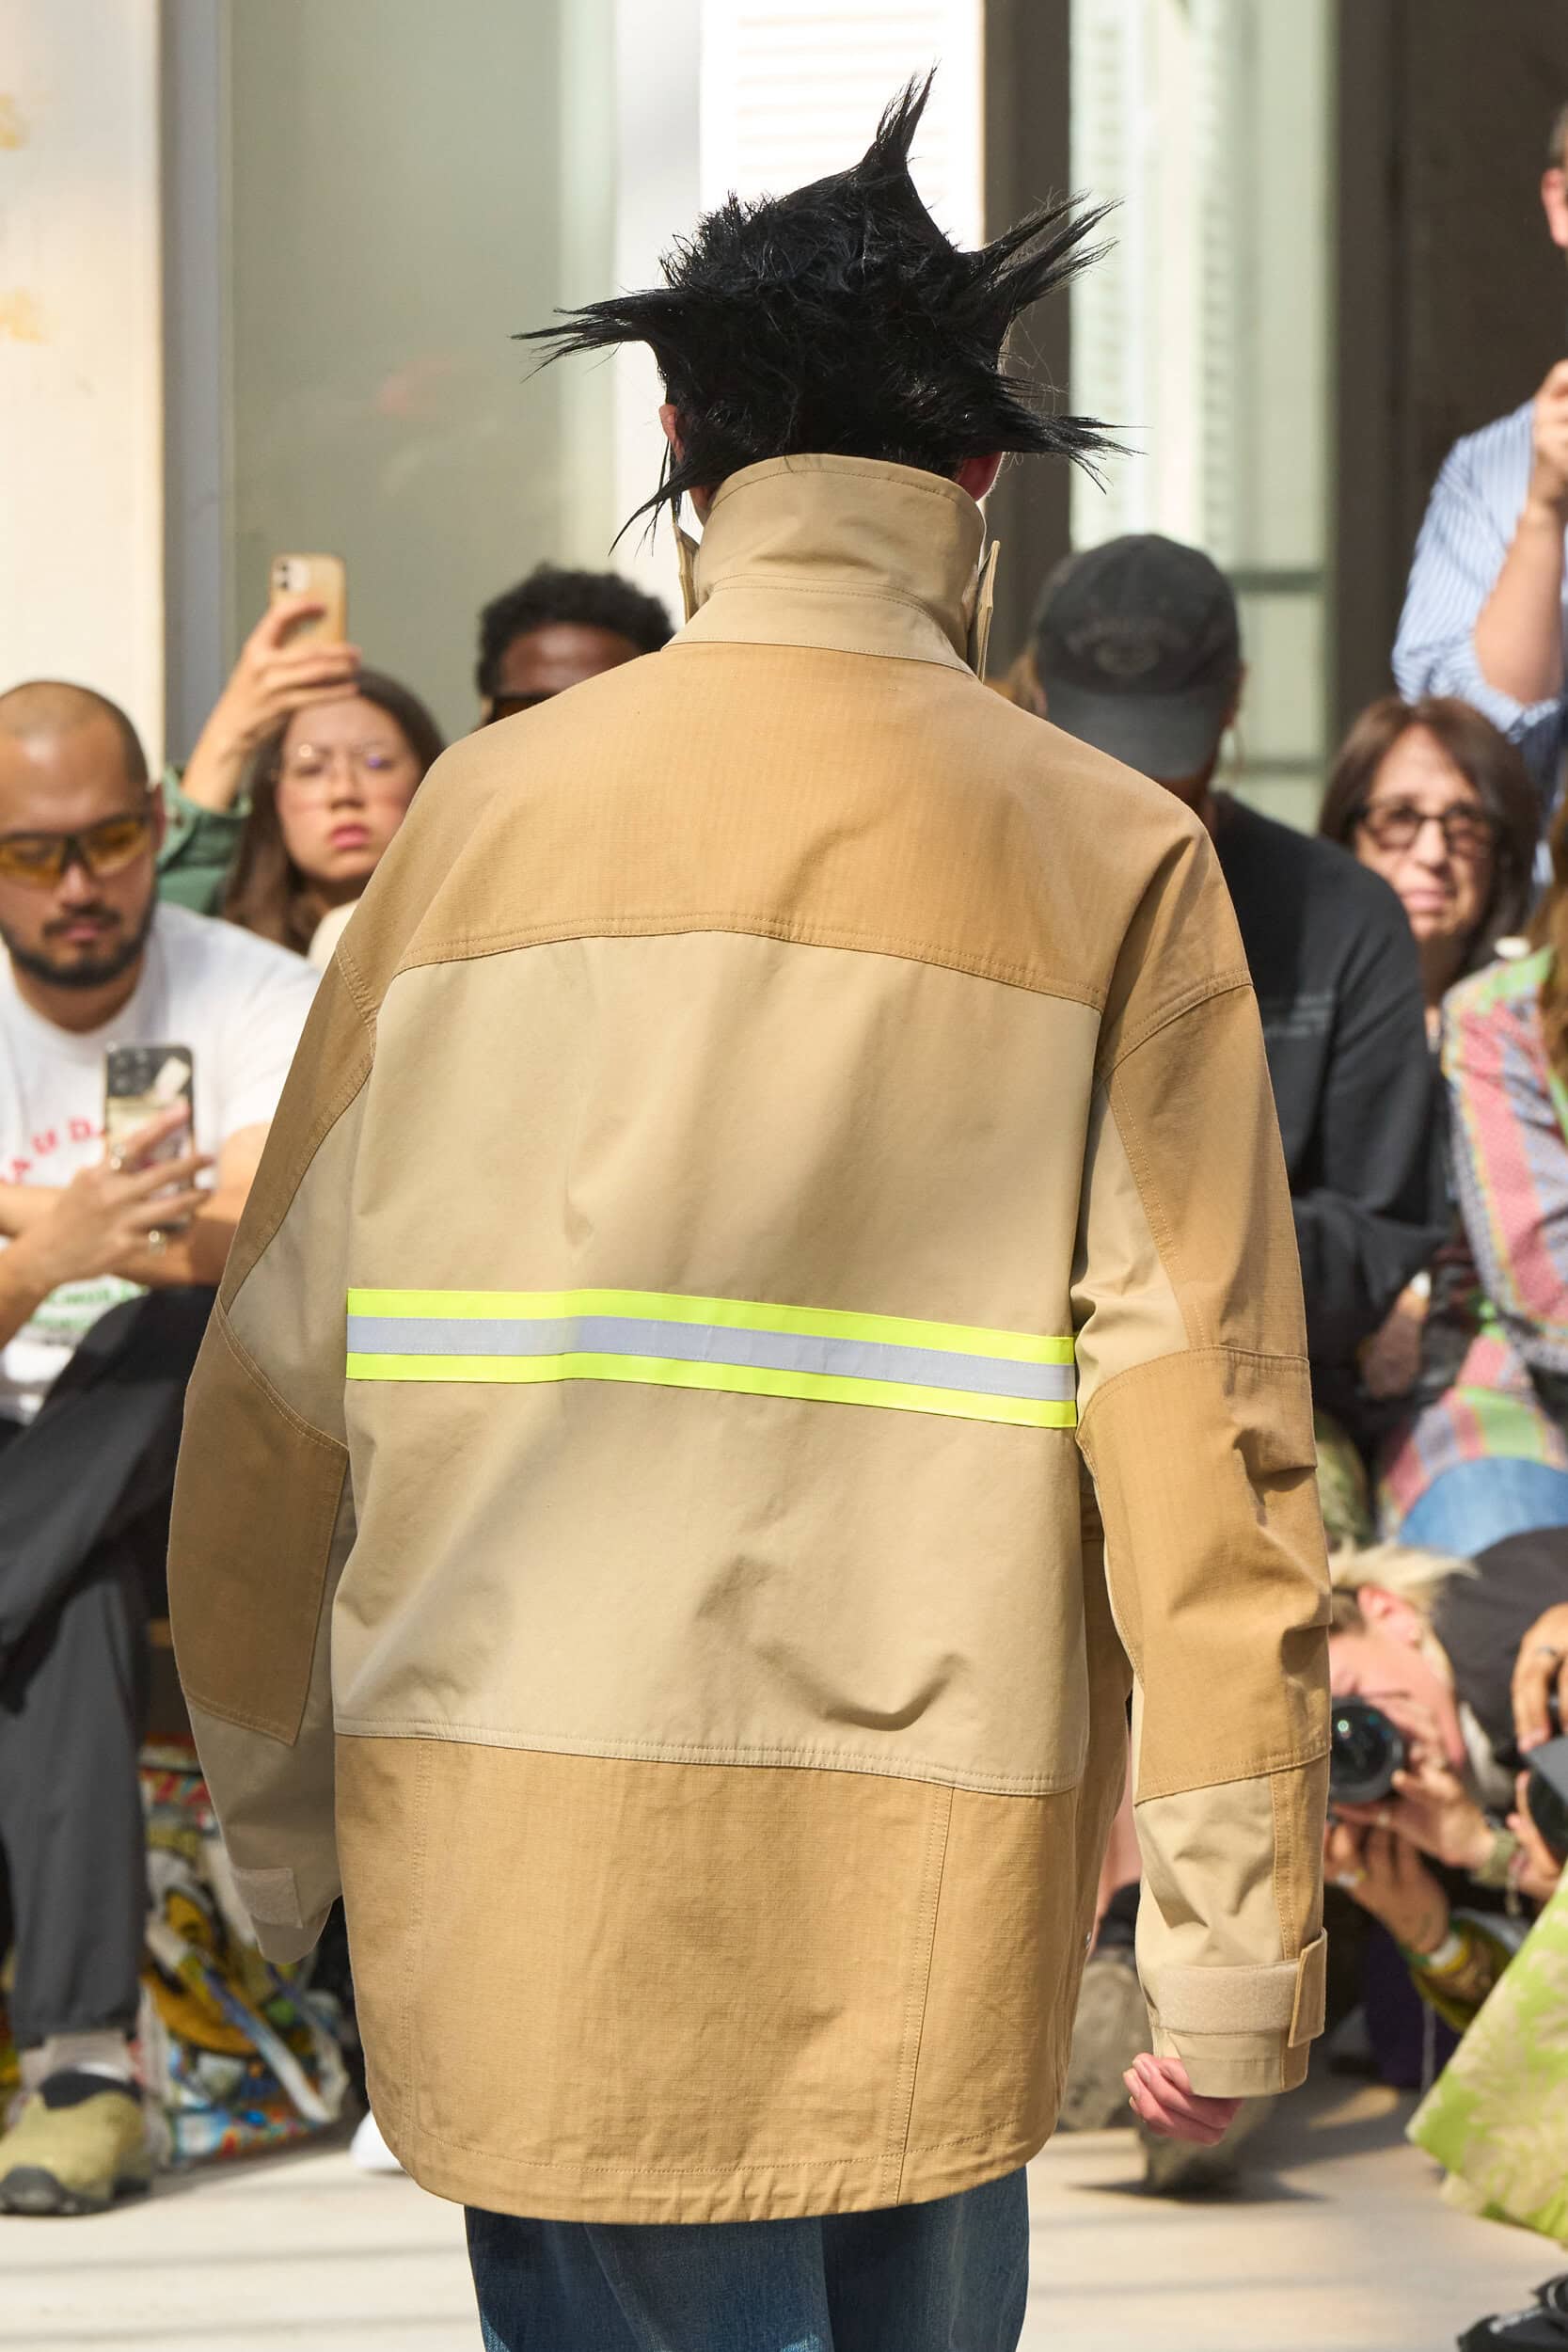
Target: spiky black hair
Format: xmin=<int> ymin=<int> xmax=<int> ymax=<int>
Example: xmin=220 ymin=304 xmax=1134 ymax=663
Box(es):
xmin=520 ymin=75 xmax=1116 ymax=524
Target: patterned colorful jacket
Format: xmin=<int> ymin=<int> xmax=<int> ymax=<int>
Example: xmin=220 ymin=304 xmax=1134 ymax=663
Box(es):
xmin=1448 ymin=949 xmax=1568 ymax=1377
xmin=1383 ymin=951 xmax=1568 ymax=1524
xmin=169 ymin=455 xmax=1330 ymax=2224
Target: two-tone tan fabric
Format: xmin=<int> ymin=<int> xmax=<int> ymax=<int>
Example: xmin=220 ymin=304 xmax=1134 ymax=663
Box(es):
xmin=169 ymin=453 xmax=1329 ymax=2222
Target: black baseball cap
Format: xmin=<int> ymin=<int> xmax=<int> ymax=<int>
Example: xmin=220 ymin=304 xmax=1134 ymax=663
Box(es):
xmin=1031 ymin=534 xmax=1242 ymax=780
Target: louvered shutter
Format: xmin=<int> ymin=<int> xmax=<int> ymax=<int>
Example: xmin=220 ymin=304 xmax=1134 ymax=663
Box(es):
xmin=699 ymin=1 xmax=984 ymax=246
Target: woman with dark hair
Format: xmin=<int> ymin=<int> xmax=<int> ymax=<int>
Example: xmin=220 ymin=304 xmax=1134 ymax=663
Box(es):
xmin=223 ymin=671 xmax=442 ymax=966
xmin=1320 ymin=695 xmax=1539 ymax=1034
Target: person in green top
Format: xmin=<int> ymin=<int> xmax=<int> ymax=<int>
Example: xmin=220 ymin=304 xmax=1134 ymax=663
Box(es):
xmin=157 ymin=594 xmax=363 ymax=914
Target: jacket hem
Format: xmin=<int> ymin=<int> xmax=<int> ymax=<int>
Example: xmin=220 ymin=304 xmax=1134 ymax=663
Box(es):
xmin=377 ymin=2105 xmax=1050 ymax=2224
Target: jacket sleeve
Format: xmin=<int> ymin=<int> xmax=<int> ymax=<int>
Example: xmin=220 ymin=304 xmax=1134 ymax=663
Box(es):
xmin=1072 ymin=822 xmax=1331 ymax=2097
xmin=1289 ymin=893 xmax=1446 ymax=1372
xmin=154 ymin=767 xmax=246 ymax=915
xmin=167 ymin=958 xmax=372 ymax=1963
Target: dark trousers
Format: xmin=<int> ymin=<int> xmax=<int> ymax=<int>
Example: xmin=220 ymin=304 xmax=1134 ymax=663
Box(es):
xmin=466 ymin=2170 xmax=1031 ymax=2352
xmin=0 ymin=1288 xmax=213 ymax=2050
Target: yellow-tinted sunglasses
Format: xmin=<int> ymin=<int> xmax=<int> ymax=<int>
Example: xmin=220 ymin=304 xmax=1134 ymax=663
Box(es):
xmin=0 ymin=812 xmax=156 ymax=891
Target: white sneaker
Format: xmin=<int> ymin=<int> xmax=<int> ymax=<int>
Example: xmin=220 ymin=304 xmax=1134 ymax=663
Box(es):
xmin=350 ymin=2109 xmax=404 ymax=2175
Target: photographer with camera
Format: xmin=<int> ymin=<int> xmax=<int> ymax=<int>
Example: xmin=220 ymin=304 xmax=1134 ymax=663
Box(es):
xmin=1328 ymin=1543 xmax=1568 ymax=2343
xmin=1325 ymin=1541 xmax=1566 ymax=2033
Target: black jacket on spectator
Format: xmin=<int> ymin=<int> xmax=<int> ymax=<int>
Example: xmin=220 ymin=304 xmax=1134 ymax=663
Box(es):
xmin=1214 ymin=798 xmax=1445 ymax=1419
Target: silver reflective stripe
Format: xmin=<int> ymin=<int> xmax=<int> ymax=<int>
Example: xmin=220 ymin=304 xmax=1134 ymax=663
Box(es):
xmin=345 ymin=1313 xmax=1076 ymax=1405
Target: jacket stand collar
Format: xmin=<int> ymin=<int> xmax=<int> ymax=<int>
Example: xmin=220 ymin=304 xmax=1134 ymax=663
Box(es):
xmin=671 ymin=453 xmax=1001 ymax=679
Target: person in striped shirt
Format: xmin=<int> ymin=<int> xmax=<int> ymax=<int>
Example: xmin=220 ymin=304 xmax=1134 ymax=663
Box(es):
xmin=1395 ymin=104 xmax=1568 ymax=803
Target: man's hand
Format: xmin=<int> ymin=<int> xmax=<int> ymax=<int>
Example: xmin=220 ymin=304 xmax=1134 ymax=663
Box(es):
xmin=1528 ymin=360 xmax=1568 ymax=525
xmin=12 ymin=1108 xmax=212 ymax=1293
xmin=1513 ymin=1602 xmax=1568 ymax=1753
xmin=1122 ymin=2054 xmax=1242 ymax=2146
xmin=1325 ymin=1819 xmax=1450 ymax=1952
xmin=179 ymin=596 xmax=362 ymax=814
xmin=1357 ymin=1285 xmax=1427 ymax=1402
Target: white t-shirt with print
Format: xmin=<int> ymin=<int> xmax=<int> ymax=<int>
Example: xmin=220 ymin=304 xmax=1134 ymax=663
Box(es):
xmin=0 ymin=902 xmax=318 ymax=1422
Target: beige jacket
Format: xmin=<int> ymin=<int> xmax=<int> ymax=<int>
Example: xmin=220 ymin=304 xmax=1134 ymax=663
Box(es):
xmin=169 ymin=454 xmax=1330 ymax=2225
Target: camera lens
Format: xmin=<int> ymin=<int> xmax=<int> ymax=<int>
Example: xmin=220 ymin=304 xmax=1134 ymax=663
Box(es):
xmin=1329 ymin=1699 xmax=1407 ymax=1807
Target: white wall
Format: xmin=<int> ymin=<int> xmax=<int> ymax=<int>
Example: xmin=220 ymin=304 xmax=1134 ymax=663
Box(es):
xmin=1069 ymin=0 xmax=1334 ymax=829
xmin=610 ymin=0 xmax=702 ymax=608
xmin=609 ymin=0 xmax=984 ymax=600
xmin=225 ymin=0 xmax=626 ymax=745
xmin=0 ymin=0 xmax=164 ymax=764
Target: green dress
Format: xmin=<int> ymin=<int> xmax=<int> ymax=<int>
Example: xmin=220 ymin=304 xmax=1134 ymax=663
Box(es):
xmin=1409 ymin=1875 xmax=1568 ymax=2245
xmin=154 ymin=770 xmax=246 ymax=914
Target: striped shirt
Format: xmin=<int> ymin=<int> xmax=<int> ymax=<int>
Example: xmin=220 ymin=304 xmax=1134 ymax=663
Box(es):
xmin=1378 ymin=948 xmax=1568 ymax=1527
xmin=1394 ymin=399 xmax=1567 ymax=798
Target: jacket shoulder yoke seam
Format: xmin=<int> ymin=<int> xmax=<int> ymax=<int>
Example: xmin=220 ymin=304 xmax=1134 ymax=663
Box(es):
xmin=384 ymin=916 xmax=1106 ymax=1012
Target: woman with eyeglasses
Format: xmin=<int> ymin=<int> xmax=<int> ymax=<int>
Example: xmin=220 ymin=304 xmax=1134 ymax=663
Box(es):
xmin=1321 ymin=697 xmax=1539 ymax=1035
xmin=221 ymin=673 xmax=443 ymax=968
xmin=1321 ymin=698 xmax=1568 ymax=1554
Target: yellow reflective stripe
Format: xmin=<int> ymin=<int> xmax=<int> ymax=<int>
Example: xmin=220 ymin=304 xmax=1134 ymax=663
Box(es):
xmin=344 ymin=1287 xmax=1073 ymax=1367
xmin=344 ymin=1349 xmax=1076 ymax=1429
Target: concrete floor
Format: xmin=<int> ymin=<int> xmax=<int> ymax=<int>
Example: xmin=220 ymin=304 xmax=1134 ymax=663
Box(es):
xmin=0 ymin=2076 xmax=1550 ymax=2351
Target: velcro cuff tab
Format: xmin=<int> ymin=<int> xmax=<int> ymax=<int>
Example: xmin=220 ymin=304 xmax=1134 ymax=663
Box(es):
xmin=1155 ymin=1958 xmax=1299 ymax=2037
xmin=1289 ymin=1931 xmax=1328 ymax=2048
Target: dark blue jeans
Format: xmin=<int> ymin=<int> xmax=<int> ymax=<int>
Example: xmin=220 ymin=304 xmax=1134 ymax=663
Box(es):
xmin=466 ymin=2168 xmax=1030 ymax=2352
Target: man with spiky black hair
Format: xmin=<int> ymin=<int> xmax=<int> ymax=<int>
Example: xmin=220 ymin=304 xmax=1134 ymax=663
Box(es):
xmin=171 ymin=81 xmax=1330 ymax=2346
xmin=525 ymin=77 xmax=1112 ymax=523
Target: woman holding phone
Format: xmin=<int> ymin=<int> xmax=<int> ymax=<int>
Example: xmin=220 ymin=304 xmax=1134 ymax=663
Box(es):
xmin=157 ymin=592 xmax=366 ymax=914
xmin=221 ymin=670 xmax=442 ymax=967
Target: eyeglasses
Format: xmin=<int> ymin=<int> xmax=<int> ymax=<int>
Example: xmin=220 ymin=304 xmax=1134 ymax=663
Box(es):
xmin=0 ymin=811 xmax=156 ymax=890
xmin=278 ymin=742 xmax=415 ymax=796
xmin=1354 ymin=801 xmax=1499 ymax=859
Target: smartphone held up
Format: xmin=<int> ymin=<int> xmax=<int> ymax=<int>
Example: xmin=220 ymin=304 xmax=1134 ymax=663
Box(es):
xmin=269 ymin=553 xmax=348 ymax=645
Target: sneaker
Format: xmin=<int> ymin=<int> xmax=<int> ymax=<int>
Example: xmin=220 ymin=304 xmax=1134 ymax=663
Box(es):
xmin=0 ymin=2071 xmax=151 ymax=2216
xmin=350 ymin=2107 xmax=404 ymax=2175
xmin=1460 ymin=2278 xmax=1568 ymax=2347
xmin=1058 ymin=1947 xmax=1148 ymax=2132
xmin=1139 ymin=2091 xmax=1275 ymax=2195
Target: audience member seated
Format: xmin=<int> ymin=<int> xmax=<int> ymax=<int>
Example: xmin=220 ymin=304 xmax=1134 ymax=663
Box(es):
xmin=1325 ymin=1540 xmax=1564 ymax=2065
xmin=0 ymin=681 xmax=316 ymax=2217
xmin=158 ymin=594 xmax=364 ymax=914
xmin=221 ymin=671 xmax=442 ymax=968
xmin=1030 ymin=535 xmax=1446 ymax=1470
xmin=1320 ymin=696 xmax=1538 ymax=1034
xmin=475 ymin=564 xmax=673 ymax=723
xmin=1374 ymin=797 xmax=1568 ymax=1555
xmin=1027 ymin=536 xmax=1444 ymax=2185
xmin=1319 ymin=700 xmax=1558 ymax=1546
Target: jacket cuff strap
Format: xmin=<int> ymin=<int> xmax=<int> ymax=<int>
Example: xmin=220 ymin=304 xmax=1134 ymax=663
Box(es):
xmin=1150 ymin=1931 xmax=1328 ymax=2048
